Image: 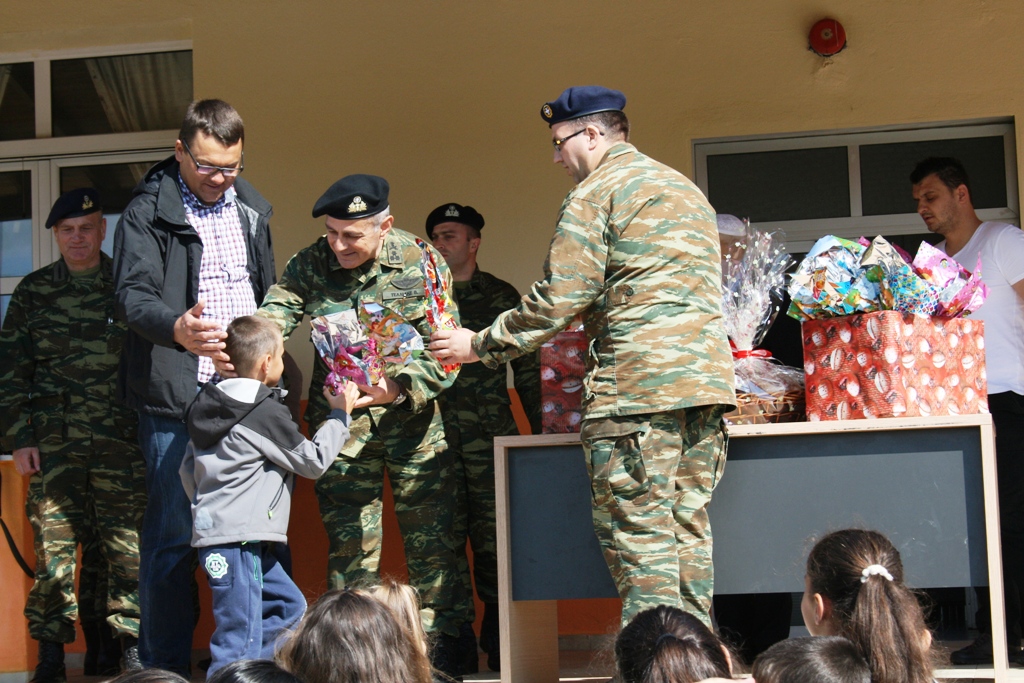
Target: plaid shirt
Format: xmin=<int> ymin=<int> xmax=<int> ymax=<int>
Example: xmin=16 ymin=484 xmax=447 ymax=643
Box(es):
xmin=179 ymin=175 xmax=258 ymax=383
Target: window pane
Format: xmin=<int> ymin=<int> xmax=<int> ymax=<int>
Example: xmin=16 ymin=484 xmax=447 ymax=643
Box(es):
xmin=60 ymin=162 xmax=150 ymax=256
xmin=706 ymin=147 xmax=851 ymax=222
xmin=0 ymin=294 xmax=10 ymax=326
xmin=51 ymin=51 xmax=192 ymax=137
xmin=0 ymin=63 xmax=35 ymax=141
xmin=0 ymin=171 xmax=33 ymax=278
xmin=860 ymin=136 xmax=1007 ymax=216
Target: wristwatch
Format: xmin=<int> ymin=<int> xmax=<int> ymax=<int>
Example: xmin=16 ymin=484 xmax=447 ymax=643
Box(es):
xmin=392 ymin=385 xmax=408 ymax=406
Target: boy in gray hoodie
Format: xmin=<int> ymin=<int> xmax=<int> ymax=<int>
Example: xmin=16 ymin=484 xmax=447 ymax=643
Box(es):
xmin=179 ymin=316 xmax=359 ymax=677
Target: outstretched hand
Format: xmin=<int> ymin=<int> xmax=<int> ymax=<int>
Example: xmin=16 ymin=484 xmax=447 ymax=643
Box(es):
xmin=173 ymin=300 xmax=228 ymax=359
xmin=428 ymin=327 xmax=481 ymax=364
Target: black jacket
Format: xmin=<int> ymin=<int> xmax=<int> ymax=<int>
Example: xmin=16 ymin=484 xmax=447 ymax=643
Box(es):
xmin=113 ymin=156 xmax=276 ymax=418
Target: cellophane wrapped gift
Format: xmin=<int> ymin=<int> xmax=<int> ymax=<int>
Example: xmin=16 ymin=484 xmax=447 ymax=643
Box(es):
xmin=540 ymin=322 xmax=586 ymax=433
xmin=718 ymin=218 xmax=805 ymax=424
xmin=802 ymin=311 xmax=988 ymax=420
xmin=789 ymin=235 xmax=990 ymax=420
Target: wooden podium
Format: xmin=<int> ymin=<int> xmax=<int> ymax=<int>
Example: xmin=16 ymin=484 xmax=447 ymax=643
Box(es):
xmin=494 ymin=415 xmax=1009 ymax=682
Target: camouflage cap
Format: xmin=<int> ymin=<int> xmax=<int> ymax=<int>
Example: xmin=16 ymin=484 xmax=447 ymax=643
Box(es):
xmin=46 ymin=188 xmax=102 ymax=229
xmin=425 ymin=203 xmax=485 ymax=239
xmin=313 ymin=174 xmax=389 ymax=220
xmin=540 ymin=86 xmax=626 ymax=125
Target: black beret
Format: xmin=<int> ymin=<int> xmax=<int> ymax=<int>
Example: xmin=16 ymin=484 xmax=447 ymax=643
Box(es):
xmin=312 ymin=174 xmax=389 ymax=220
xmin=540 ymin=86 xmax=627 ymax=125
xmin=46 ymin=188 xmax=102 ymax=229
xmin=425 ymin=203 xmax=485 ymax=239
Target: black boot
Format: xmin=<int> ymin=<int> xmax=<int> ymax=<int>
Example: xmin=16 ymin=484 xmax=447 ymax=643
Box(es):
xmin=120 ymin=636 xmax=142 ymax=672
xmin=480 ymin=602 xmax=500 ymax=672
xmin=96 ymin=626 xmax=122 ymax=676
xmin=458 ymin=622 xmax=479 ymax=675
xmin=430 ymin=633 xmax=464 ymax=681
xmin=82 ymin=623 xmax=100 ymax=676
xmin=31 ymin=641 xmax=66 ymax=683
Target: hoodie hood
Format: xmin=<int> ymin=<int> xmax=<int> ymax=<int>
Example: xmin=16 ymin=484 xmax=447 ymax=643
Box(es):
xmin=186 ymin=382 xmax=278 ymax=450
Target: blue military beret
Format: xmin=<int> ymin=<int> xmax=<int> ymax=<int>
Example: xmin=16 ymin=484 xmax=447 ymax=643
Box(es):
xmin=46 ymin=187 xmax=102 ymax=229
xmin=540 ymin=86 xmax=627 ymax=125
xmin=425 ymin=203 xmax=485 ymax=239
xmin=312 ymin=174 xmax=390 ymax=220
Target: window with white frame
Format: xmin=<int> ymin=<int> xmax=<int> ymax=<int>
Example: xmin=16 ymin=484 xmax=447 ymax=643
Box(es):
xmin=693 ymin=119 xmax=1019 ymax=253
xmin=0 ymin=43 xmax=191 ymax=322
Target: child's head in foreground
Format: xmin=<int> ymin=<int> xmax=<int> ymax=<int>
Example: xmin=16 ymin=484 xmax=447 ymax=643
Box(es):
xmin=225 ymin=315 xmax=284 ymax=385
xmin=752 ymin=636 xmax=870 ymax=683
xmin=207 ymin=660 xmax=304 ymax=683
xmin=615 ymin=605 xmax=732 ymax=683
xmin=802 ymin=528 xmax=933 ymax=683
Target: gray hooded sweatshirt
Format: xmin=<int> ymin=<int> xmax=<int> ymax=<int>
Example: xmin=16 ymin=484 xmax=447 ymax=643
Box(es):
xmin=179 ymin=378 xmax=351 ymax=547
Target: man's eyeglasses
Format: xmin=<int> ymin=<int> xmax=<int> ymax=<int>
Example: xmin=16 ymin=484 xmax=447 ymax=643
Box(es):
xmin=551 ymin=128 xmax=587 ymax=151
xmin=182 ymin=139 xmax=244 ymax=177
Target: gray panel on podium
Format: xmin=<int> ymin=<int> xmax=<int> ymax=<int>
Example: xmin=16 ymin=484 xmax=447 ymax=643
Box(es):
xmin=508 ymin=445 xmax=618 ymax=600
xmin=709 ymin=426 xmax=988 ymax=593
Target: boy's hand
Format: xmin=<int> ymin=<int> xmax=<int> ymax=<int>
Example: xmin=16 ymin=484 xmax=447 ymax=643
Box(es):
xmin=323 ymin=380 xmax=361 ymax=415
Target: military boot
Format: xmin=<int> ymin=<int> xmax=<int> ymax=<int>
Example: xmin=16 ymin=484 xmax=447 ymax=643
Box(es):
xmin=120 ymin=636 xmax=142 ymax=672
xmin=479 ymin=602 xmax=501 ymax=671
xmin=96 ymin=626 xmax=122 ymax=676
xmin=430 ymin=633 xmax=464 ymax=682
xmin=31 ymin=641 xmax=66 ymax=683
xmin=458 ymin=621 xmax=479 ymax=675
xmin=81 ymin=623 xmax=100 ymax=676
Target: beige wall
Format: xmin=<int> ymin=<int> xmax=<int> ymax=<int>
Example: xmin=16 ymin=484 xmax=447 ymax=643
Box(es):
xmin=4 ymin=0 xmax=1023 ymax=368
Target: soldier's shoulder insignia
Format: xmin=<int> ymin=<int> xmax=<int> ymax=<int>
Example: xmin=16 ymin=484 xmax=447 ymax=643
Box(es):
xmin=386 ymin=241 xmax=403 ymax=265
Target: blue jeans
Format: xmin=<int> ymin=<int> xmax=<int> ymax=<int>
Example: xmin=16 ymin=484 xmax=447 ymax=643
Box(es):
xmin=201 ymin=542 xmax=306 ymax=678
xmin=137 ymin=413 xmax=196 ymax=675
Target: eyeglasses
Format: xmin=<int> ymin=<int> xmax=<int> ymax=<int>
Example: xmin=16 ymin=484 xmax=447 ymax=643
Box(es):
xmin=182 ymin=139 xmax=244 ymax=177
xmin=551 ymin=128 xmax=587 ymax=151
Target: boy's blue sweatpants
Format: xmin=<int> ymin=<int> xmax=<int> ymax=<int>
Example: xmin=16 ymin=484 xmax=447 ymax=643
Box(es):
xmin=199 ymin=542 xmax=305 ymax=677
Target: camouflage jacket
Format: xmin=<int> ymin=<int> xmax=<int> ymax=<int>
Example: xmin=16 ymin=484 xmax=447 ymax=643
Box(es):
xmin=258 ymin=227 xmax=459 ymax=455
xmin=472 ymin=143 xmax=736 ymax=419
xmin=443 ymin=268 xmax=542 ymax=443
xmin=0 ymin=253 xmax=137 ymax=451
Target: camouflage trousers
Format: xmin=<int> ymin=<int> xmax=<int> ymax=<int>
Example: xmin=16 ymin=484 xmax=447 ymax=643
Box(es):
xmin=580 ymin=405 xmax=728 ymax=627
xmin=314 ymin=425 xmax=466 ymax=637
xmin=25 ymin=437 xmax=146 ymax=642
xmin=78 ymin=498 xmax=110 ymax=628
xmin=452 ymin=441 xmax=500 ymax=623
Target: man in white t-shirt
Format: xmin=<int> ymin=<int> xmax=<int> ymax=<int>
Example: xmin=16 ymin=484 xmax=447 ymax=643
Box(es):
xmin=912 ymin=156 xmax=1024 ymax=665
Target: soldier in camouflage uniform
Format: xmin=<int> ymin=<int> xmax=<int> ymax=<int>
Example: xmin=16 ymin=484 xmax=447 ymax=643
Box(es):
xmin=252 ymin=175 xmax=467 ymax=679
xmin=427 ymin=202 xmax=541 ymax=671
xmin=0 ymin=189 xmax=145 ymax=683
xmin=431 ymin=87 xmax=736 ymax=627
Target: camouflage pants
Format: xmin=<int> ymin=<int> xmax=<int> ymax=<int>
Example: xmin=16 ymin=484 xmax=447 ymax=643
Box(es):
xmin=314 ymin=425 xmax=465 ymax=637
xmin=78 ymin=498 xmax=110 ymax=628
xmin=580 ymin=405 xmax=728 ymax=627
xmin=25 ymin=437 xmax=146 ymax=642
xmin=452 ymin=441 xmax=500 ymax=623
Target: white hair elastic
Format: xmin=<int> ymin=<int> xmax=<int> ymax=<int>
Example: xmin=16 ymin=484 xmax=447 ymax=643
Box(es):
xmin=861 ymin=564 xmax=894 ymax=583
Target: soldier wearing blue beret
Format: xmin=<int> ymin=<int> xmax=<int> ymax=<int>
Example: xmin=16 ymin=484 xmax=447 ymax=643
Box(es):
xmin=432 ymin=85 xmax=736 ymax=629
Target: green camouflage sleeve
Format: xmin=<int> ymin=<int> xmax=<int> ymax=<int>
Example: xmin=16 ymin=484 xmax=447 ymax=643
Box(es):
xmin=256 ymin=250 xmax=314 ymax=342
xmin=0 ymin=284 xmax=37 ymax=451
xmin=488 ymin=278 xmax=542 ymax=433
xmin=472 ymin=195 xmax=607 ymax=368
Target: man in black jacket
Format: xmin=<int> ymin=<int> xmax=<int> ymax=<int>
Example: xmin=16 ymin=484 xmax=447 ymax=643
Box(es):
xmin=112 ymin=99 xmax=276 ymax=676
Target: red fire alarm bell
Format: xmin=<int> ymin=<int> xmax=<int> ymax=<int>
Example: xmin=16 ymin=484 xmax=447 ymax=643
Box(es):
xmin=809 ymin=18 xmax=847 ymax=57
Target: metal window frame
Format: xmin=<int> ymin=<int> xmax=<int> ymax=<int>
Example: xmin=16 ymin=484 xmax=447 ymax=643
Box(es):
xmin=693 ymin=118 xmax=1019 ymax=253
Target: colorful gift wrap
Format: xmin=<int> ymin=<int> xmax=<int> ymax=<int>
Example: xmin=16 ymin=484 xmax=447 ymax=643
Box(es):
xmin=801 ymin=311 xmax=988 ymax=420
xmin=540 ymin=327 xmax=586 ymax=434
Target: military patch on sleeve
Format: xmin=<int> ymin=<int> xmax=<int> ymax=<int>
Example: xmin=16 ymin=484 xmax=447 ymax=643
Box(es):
xmin=205 ymin=553 xmax=229 ymax=579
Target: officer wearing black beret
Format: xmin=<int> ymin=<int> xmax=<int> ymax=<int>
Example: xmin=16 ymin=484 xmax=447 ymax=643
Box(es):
xmin=426 ymin=199 xmax=541 ymax=673
xmin=255 ymin=175 xmax=468 ymax=678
